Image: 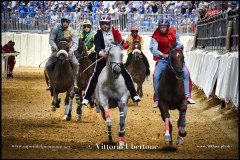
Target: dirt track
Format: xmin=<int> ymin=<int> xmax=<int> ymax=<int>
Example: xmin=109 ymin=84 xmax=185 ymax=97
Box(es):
xmin=2 ymin=67 xmax=239 ymax=159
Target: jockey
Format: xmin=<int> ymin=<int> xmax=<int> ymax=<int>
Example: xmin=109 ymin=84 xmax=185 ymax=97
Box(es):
xmin=45 ymin=15 xmax=79 ymax=90
xmin=81 ymin=15 xmax=141 ymax=105
xmin=149 ymin=18 xmax=196 ymax=107
xmin=122 ymin=26 xmax=151 ymax=81
xmin=78 ymin=20 xmax=96 ymax=62
xmin=3 ymin=41 xmax=18 ymax=78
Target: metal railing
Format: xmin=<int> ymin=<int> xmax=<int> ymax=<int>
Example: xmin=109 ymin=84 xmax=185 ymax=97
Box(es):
xmin=1 ymin=12 xmax=198 ymax=35
xmin=196 ymin=12 xmax=239 ymax=51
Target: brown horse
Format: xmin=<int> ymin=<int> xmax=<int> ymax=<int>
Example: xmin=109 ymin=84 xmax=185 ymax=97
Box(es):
xmin=74 ymin=40 xmax=95 ymax=121
xmin=44 ymin=38 xmax=74 ymax=121
xmin=158 ymin=47 xmax=188 ymax=146
xmin=127 ymin=40 xmax=146 ymax=98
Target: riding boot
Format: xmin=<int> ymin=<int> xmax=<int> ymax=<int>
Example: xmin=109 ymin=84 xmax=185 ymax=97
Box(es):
xmin=120 ymin=64 xmax=141 ymax=102
xmin=45 ymin=68 xmax=53 ymax=90
xmin=141 ymin=53 xmax=150 ymax=76
xmin=124 ymin=53 xmax=133 ymax=68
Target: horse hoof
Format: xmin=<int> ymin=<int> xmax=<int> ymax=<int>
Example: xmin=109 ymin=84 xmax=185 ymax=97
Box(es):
xmin=178 ymin=130 xmax=187 ymax=137
xmin=51 ymin=106 xmax=56 ymax=112
xmin=119 ymin=141 xmax=126 ymax=150
xmin=164 ymin=134 xmax=171 ymax=142
xmin=76 ymin=115 xmax=81 ymax=122
xmin=176 ymin=136 xmax=184 ymax=145
xmin=63 ymin=115 xmax=68 ymax=121
xmin=63 ymin=115 xmax=71 ymax=121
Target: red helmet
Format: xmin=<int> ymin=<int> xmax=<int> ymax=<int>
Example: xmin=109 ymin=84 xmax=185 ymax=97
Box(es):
xmin=131 ymin=26 xmax=139 ymax=31
xmin=100 ymin=15 xmax=111 ymax=22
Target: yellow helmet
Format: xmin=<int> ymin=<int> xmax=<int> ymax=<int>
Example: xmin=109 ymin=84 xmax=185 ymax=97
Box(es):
xmin=83 ymin=20 xmax=92 ymax=26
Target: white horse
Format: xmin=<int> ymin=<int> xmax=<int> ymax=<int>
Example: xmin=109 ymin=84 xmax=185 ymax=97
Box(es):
xmin=95 ymin=44 xmax=129 ymax=148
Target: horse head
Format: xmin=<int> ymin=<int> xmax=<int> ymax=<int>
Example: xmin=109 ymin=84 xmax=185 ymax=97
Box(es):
xmin=56 ymin=38 xmax=70 ymax=64
xmin=132 ymin=40 xmax=142 ymax=60
xmin=168 ymin=47 xmax=184 ymax=79
xmin=107 ymin=43 xmax=123 ymax=79
xmin=75 ymin=39 xmax=88 ymax=61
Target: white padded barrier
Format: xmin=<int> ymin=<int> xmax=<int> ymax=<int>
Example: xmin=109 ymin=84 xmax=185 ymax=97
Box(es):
xmin=185 ymin=50 xmax=239 ymax=108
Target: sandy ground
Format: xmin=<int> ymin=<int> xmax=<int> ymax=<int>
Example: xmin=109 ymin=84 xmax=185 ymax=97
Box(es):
xmin=1 ymin=67 xmax=239 ymax=159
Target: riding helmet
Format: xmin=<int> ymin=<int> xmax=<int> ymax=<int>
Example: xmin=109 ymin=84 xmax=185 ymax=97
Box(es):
xmin=158 ymin=18 xmax=170 ymax=26
xmin=61 ymin=15 xmax=72 ymax=23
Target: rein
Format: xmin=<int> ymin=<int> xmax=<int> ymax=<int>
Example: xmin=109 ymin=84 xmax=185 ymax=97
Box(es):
xmin=167 ymin=43 xmax=184 ymax=80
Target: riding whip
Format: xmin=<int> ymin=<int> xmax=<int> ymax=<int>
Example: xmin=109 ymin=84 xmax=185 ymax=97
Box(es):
xmin=38 ymin=57 xmax=49 ymax=68
xmin=79 ymin=57 xmax=104 ymax=75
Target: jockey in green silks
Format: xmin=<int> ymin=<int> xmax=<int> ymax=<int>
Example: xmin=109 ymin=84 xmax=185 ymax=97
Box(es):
xmin=78 ymin=20 xmax=96 ymax=62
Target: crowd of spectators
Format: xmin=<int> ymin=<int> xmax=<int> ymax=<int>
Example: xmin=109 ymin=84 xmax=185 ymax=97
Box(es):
xmin=1 ymin=1 xmax=239 ymax=33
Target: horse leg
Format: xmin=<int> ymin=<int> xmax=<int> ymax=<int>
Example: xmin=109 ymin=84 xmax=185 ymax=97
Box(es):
xmin=53 ymin=89 xmax=60 ymax=108
xmin=50 ymin=91 xmax=56 ymax=111
xmin=118 ymin=102 xmax=128 ymax=149
xmin=76 ymin=89 xmax=82 ymax=121
xmin=176 ymin=108 xmax=187 ymax=145
xmin=68 ymin=90 xmax=74 ymax=120
xmin=103 ymin=105 xmax=113 ymax=142
xmin=159 ymin=103 xmax=172 ymax=144
xmin=63 ymin=92 xmax=70 ymax=121
xmin=139 ymin=83 xmax=143 ymax=97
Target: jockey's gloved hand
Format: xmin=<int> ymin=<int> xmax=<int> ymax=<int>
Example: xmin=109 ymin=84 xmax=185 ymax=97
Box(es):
xmin=69 ymin=50 xmax=74 ymax=56
xmin=87 ymin=51 xmax=92 ymax=55
xmin=99 ymin=50 xmax=108 ymax=58
xmin=51 ymin=46 xmax=58 ymax=52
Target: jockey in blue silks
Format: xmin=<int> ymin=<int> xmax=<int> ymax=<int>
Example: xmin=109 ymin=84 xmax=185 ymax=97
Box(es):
xmin=45 ymin=15 xmax=79 ymax=90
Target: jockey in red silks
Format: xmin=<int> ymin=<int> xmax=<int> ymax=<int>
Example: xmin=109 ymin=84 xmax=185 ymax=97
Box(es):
xmin=3 ymin=41 xmax=17 ymax=77
xmin=149 ymin=18 xmax=196 ymax=108
xmin=81 ymin=15 xmax=141 ymax=105
xmin=122 ymin=26 xmax=151 ymax=81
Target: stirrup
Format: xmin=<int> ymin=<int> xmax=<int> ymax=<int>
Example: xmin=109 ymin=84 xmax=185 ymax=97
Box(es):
xmin=132 ymin=95 xmax=141 ymax=102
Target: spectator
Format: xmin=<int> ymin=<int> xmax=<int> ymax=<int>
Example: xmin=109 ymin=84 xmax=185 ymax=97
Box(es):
xmin=228 ymin=2 xmax=238 ymax=16
xmin=2 ymin=41 xmax=19 ymax=78
xmin=151 ymin=2 xmax=158 ymax=14
xmin=198 ymin=8 xmax=208 ymax=21
xmin=168 ymin=2 xmax=176 ymax=15
xmin=220 ymin=1 xmax=228 ymax=14
xmin=181 ymin=1 xmax=192 ymax=14
xmin=198 ymin=1 xmax=208 ymax=9
xmin=211 ymin=4 xmax=219 ymax=16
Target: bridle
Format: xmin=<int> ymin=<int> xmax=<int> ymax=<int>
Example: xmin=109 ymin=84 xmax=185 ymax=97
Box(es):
xmin=167 ymin=46 xmax=184 ymax=80
xmin=107 ymin=45 xmax=122 ymax=76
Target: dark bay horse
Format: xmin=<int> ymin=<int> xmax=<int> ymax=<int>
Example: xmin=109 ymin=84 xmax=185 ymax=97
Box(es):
xmin=158 ymin=47 xmax=188 ymax=146
xmin=44 ymin=38 xmax=75 ymax=121
xmin=74 ymin=40 xmax=95 ymax=121
xmin=127 ymin=40 xmax=146 ymax=98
